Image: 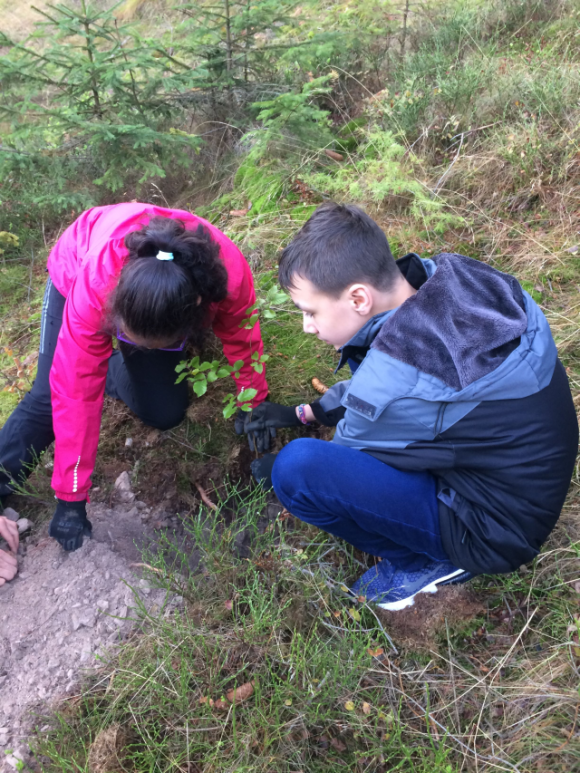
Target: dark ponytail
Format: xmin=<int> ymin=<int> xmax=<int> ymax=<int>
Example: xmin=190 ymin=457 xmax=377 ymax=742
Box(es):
xmin=110 ymin=216 xmax=229 ymax=346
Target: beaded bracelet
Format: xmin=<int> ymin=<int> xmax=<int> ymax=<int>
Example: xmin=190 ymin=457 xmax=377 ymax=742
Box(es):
xmin=297 ymin=404 xmax=311 ymax=425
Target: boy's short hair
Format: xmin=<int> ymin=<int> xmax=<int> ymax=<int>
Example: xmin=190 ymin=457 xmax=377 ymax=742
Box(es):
xmin=278 ymin=202 xmax=400 ymax=297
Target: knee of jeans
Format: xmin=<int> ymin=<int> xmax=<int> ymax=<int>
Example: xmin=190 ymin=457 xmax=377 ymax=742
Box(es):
xmin=271 ymin=438 xmax=321 ymax=504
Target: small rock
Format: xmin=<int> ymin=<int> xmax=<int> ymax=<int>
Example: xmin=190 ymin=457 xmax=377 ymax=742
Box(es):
xmin=115 ymin=471 xmax=135 ymax=503
xmin=125 ymin=437 xmax=133 ymax=448
xmin=114 ymin=471 xmax=132 ymax=491
xmin=16 ymin=518 xmax=32 ymax=535
xmin=4 ymin=751 xmax=23 ymax=770
xmin=71 ymin=608 xmax=97 ymax=631
xmin=2 ymin=507 xmax=19 ymax=523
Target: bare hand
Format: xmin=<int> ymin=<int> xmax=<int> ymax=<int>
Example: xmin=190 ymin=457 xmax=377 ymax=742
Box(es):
xmin=0 ymin=516 xmax=19 ymax=586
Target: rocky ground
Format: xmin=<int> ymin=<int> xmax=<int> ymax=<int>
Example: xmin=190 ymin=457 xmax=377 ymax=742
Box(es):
xmin=0 ymin=474 xmax=185 ymax=772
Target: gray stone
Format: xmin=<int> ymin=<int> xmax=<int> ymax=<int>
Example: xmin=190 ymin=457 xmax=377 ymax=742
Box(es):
xmin=71 ymin=608 xmax=97 ymax=631
xmin=2 ymin=508 xmax=19 ymax=523
xmin=114 ymin=471 xmax=132 ymax=491
xmin=16 ymin=519 xmax=31 ymax=535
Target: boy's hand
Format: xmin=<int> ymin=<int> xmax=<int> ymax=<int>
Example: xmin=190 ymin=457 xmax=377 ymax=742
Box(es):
xmin=236 ymin=402 xmax=301 ymax=453
xmin=49 ymin=500 xmax=92 ymax=552
xmin=235 ymin=406 xmax=277 ymax=453
xmin=0 ymin=516 xmax=19 ymax=586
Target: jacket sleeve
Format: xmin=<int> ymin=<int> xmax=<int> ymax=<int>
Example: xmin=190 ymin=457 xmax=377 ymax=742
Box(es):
xmin=310 ymin=380 xmax=350 ymax=426
xmin=211 ymin=254 xmax=268 ymax=405
xmin=50 ymin=268 xmax=112 ymax=501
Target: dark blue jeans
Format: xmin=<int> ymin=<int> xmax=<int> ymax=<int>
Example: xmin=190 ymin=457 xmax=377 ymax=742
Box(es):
xmin=272 ymin=438 xmax=450 ymax=572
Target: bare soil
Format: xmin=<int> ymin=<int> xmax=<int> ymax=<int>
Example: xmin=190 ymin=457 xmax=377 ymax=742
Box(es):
xmin=0 ymin=499 xmax=182 ymax=772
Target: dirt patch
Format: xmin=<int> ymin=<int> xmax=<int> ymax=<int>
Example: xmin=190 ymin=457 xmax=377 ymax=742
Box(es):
xmin=0 ymin=500 xmax=183 ymax=773
xmin=377 ymin=585 xmax=486 ymax=651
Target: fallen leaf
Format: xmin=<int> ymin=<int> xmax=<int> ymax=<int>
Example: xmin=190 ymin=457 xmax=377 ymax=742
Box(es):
xmin=330 ymin=736 xmax=347 ymax=752
xmin=199 ymin=696 xmax=214 ymax=707
xmin=229 ymin=208 xmax=249 ymax=217
xmin=344 ymin=700 xmax=355 ymax=711
xmin=362 ymin=701 xmax=371 ymax=715
xmin=224 ymin=600 xmax=233 ymax=611
xmin=348 ymin=607 xmax=361 ymax=622
xmin=324 ymin=149 xmax=344 ymax=162
xmin=312 ymin=377 xmax=329 ymax=394
xmin=368 ymin=647 xmax=384 ymax=658
xmin=284 ymin=699 xmax=293 ymax=706
xmin=227 ymin=680 xmax=255 ymax=704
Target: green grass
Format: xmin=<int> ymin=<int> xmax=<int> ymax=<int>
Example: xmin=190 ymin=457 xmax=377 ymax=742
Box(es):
xmin=35 ymin=484 xmax=459 ymax=772
xmin=2 ymin=1 xmax=580 ymax=771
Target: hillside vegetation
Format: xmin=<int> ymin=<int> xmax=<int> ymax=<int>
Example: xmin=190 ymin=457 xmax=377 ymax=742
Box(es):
xmin=1 ymin=1 xmax=580 ymax=771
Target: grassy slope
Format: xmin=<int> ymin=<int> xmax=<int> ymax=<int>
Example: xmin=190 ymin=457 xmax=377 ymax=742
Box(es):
xmin=1 ymin=1 xmax=580 ymax=771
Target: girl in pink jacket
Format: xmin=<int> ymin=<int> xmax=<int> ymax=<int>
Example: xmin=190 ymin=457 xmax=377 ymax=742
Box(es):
xmin=0 ymin=203 xmax=268 ymax=552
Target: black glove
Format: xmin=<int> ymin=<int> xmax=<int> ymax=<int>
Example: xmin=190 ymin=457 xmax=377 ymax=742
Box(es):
xmin=236 ymin=401 xmax=301 ymax=452
xmin=49 ymin=499 xmax=92 ymax=552
xmin=251 ymin=453 xmax=277 ymax=490
xmin=234 ymin=407 xmax=273 ymax=453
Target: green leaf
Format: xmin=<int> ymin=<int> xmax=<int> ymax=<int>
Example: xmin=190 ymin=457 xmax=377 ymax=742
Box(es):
xmin=238 ymin=387 xmax=258 ymax=404
xmin=217 ymin=368 xmax=232 ymax=378
xmin=175 ymin=372 xmax=187 ymax=384
xmin=193 ymin=380 xmax=207 ymax=397
xmin=206 ymin=370 xmax=218 ymax=383
xmin=232 ymin=360 xmax=244 ymax=371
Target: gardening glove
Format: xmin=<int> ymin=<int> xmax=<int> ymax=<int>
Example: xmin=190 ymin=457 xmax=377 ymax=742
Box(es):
xmin=234 ymin=406 xmax=274 ymax=453
xmin=237 ymin=401 xmax=302 ymax=452
xmin=251 ymin=453 xmax=277 ymax=490
xmin=49 ymin=499 xmax=92 ymax=552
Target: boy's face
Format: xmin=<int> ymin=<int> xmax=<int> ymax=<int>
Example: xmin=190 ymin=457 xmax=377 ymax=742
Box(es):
xmin=288 ymin=275 xmax=371 ymax=349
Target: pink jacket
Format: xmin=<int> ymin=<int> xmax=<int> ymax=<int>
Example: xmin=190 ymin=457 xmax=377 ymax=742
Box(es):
xmin=47 ymin=203 xmax=267 ymax=501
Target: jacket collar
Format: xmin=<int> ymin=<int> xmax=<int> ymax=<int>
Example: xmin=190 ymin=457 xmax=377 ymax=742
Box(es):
xmin=336 ymin=254 xmax=436 ymax=371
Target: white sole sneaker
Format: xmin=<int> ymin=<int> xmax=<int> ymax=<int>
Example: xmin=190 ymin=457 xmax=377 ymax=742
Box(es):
xmin=377 ymin=567 xmax=466 ymax=612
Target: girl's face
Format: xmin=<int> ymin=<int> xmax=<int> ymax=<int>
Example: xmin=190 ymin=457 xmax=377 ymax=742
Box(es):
xmin=119 ymin=325 xmax=185 ymax=351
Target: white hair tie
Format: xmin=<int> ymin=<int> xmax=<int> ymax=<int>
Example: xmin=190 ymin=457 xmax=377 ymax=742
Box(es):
xmin=156 ymin=250 xmax=174 ymax=261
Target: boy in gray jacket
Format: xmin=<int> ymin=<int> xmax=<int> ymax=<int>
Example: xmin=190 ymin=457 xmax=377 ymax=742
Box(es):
xmin=239 ymin=203 xmax=578 ymax=610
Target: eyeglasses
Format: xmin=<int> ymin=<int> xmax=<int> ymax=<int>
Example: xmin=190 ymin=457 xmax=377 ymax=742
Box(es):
xmin=116 ymin=327 xmax=187 ymax=352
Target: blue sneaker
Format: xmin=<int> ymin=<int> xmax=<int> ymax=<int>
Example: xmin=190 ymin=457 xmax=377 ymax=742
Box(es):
xmin=351 ymin=559 xmax=472 ymax=611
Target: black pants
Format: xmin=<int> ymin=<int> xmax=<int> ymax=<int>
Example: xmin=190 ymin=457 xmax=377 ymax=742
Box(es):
xmin=0 ymin=277 xmax=188 ymax=498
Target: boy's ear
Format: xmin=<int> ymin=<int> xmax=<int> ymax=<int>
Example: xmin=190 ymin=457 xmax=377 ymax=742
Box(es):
xmin=347 ymin=284 xmax=373 ymax=315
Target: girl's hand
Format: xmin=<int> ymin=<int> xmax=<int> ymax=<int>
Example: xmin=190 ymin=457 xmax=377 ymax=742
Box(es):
xmin=0 ymin=516 xmax=19 ymax=586
xmin=0 ymin=516 xmax=19 ymax=553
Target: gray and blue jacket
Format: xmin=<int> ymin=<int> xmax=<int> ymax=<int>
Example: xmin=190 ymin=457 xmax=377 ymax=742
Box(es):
xmin=310 ymin=253 xmax=578 ymax=575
